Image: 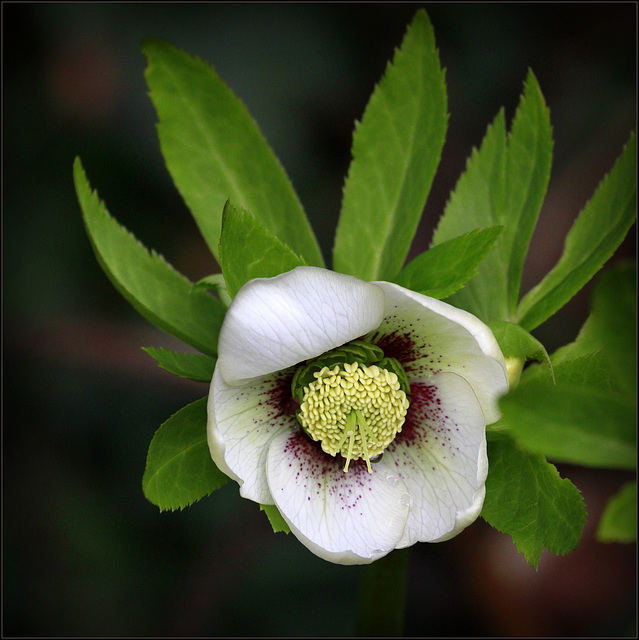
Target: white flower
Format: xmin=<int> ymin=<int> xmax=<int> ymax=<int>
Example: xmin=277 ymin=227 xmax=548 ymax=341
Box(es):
xmin=207 ymin=266 xmax=508 ymax=565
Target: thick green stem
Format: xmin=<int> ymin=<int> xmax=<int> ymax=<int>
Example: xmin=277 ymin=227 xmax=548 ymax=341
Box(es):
xmin=355 ymin=548 xmax=410 ymax=636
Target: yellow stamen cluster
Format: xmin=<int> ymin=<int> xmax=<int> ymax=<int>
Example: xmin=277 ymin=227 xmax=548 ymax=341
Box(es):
xmin=298 ymin=362 xmax=409 ymax=473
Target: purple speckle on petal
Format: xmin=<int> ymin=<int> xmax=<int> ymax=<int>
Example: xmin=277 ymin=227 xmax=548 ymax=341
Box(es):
xmin=282 ymin=432 xmax=374 ymax=510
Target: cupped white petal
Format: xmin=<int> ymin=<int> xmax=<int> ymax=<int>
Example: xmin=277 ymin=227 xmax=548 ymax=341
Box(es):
xmin=207 ymin=364 xmax=298 ymax=505
xmin=431 ymin=439 xmax=487 ymax=543
xmin=219 ymin=267 xmax=385 ymax=385
xmin=380 ymin=372 xmax=488 ymax=547
xmin=266 ymin=429 xmax=410 ymax=565
xmin=372 ymin=282 xmax=508 ymax=424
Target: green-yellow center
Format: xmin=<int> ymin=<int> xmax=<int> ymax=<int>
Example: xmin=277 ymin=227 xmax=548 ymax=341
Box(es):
xmin=297 ymin=361 xmax=410 ymax=473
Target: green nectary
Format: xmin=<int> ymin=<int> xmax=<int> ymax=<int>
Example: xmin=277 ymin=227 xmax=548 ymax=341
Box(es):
xmin=291 ymin=339 xmax=410 ymax=402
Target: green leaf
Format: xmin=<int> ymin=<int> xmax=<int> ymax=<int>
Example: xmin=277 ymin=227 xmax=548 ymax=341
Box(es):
xmin=74 ymin=158 xmax=225 ymax=357
xmin=143 ymin=347 xmax=216 ymax=382
xmin=549 ymin=314 xmax=601 ymax=365
xmin=259 ymin=504 xmax=290 ymax=534
xmin=143 ymin=39 xmax=324 ymax=268
xmin=192 ymin=273 xmax=232 ymax=307
xmin=219 ymin=201 xmax=306 ymax=299
xmin=521 ymin=353 xmax=616 ymax=392
xmin=516 ymin=133 xmax=636 ymax=331
xmin=332 ymin=9 xmax=447 ymax=281
xmin=433 ymin=111 xmax=506 ymax=319
xmin=597 ymin=481 xmax=637 ymax=543
xmin=549 ymin=261 xmax=636 ymax=372
xmin=590 ymin=261 xmax=636 ymax=397
xmin=482 ymin=435 xmax=586 ymax=569
xmin=143 ymin=397 xmax=229 ymax=510
xmin=507 ymin=264 xmax=637 ymax=469
xmin=393 ymin=226 xmax=503 ymax=299
xmin=500 ymin=378 xmax=636 ymax=470
xmin=433 ymin=70 xmax=553 ymax=323
xmin=489 ymin=320 xmax=553 ymax=380
xmin=501 ymin=71 xmax=554 ymax=314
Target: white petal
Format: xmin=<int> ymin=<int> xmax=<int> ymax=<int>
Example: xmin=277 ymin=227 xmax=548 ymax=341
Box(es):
xmin=219 ymin=267 xmax=385 ymax=385
xmin=432 ymin=439 xmax=487 ymax=543
xmin=372 ymin=281 xmax=508 ymax=424
xmin=381 ymin=372 xmax=488 ymax=547
xmin=266 ymin=429 xmax=410 ymax=565
xmin=207 ymin=364 xmax=298 ymax=505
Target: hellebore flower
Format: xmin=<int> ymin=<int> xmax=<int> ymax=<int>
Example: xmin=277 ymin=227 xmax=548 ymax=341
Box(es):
xmin=207 ymin=267 xmax=508 ymax=564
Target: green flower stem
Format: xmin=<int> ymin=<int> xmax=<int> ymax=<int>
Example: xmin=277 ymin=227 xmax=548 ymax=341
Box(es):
xmin=355 ymin=548 xmax=410 ymax=636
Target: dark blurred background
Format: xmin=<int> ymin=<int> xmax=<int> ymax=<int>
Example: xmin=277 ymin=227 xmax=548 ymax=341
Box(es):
xmin=3 ymin=3 xmax=636 ymax=636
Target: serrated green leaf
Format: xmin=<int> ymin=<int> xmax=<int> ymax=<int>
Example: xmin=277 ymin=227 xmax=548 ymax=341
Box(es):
xmin=521 ymin=353 xmax=616 ymax=392
xmin=193 ymin=273 xmax=224 ymax=290
xmin=509 ymin=263 xmax=637 ymax=469
xmin=549 ymin=261 xmax=636 ymax=372
xmin=143 ymin=39 xmax=323 ymax=268
xmin=74 ymin=158 xmax=225 ymax=357
xmin=516 ymin=133 xmax=636 ymax=331
xmin=482 ymin=435 xmax=586 ymax=569
xmin=433 ymin=111 xmax=507 ymax=318
xmin=143 ymin=397 xmax=229 ymax=510
xmin=590 ymin=261 xmax=636 ymax=397
xmin=500 ymin=378 xmax=636 ymax=470
xmin=434 ymin=70 xmax=553 ymax=323
xmin=489 ymin=320 xmax=553 ymax=381
xmin=393 ymin=226 xmax=502 ymax=299
xmin=192 ymin=273 xmax=232 ymax=307
xmin=597 ymin=481 xmax=637 ymax=543
xmin=219 ymin=201 xmax=306 ymax=299
xmin=549 ymin=314 xmax=601 ymax=365
xmin=502 ymin=71 xmax=554 ymax=313
xmin=333 ymin=9 xmax=447 ymax=281
xmin=260 ymin=504 xmax=290 ymax=534
xmin=143 ymin=347 xmax=216 ymax=382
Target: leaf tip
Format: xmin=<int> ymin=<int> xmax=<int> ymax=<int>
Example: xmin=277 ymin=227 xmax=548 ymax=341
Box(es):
xmin=141 ymin=36 xmax=169 ymax=58
xmin=72 ymin=156 xmax=89 ymax=193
